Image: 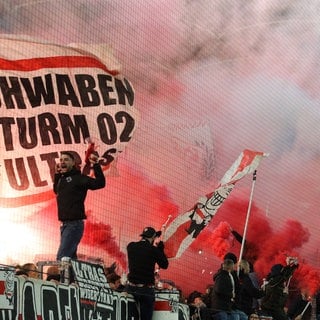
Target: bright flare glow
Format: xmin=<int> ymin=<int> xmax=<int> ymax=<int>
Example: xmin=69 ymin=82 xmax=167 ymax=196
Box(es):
xmin=0 ymin=221 xmax=42 ymax=265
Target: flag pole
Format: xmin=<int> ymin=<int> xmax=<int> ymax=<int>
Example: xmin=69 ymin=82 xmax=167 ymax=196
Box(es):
xmin=299 ymin=300 xmax=311 ymax=317
xmin=237 ymin=170 xmax=257 ymax=276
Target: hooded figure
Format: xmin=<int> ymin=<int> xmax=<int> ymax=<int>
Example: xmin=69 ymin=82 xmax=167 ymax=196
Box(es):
xmin=260 ymin=261 xmax=298 ymax=320
xmin=267 ymin=264 xmax=283 ymax=280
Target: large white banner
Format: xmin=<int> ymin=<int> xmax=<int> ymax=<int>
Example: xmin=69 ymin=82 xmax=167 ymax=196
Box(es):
xmin=0 ymin=36 xmax=139 ymax=208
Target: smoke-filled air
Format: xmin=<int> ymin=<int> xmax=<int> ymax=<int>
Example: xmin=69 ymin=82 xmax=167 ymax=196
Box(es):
xmin=1 ymin=0 xmax=320 ymax=297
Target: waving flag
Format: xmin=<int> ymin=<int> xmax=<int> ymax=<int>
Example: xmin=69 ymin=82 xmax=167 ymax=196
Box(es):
xmin=163 ymin=149 xmax=268 ymax=259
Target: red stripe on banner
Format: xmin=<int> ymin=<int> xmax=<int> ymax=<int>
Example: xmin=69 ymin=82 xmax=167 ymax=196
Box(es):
xmin=231 ymin=149 xmax=264 ymax=182
xmin=164 ymin=220 xmax=190 ymax=258
xmin=80 ymin=299 xmax=96 ymax=305
xmin=16 ymin=314 xmax=41 ymax=320
xmin=0 ymin=56 xmax=119 ymax=75
xmin=0 ymin=190 xmax=55 ymax=208
xmin=195 ymin=207 xmax=205 ymax=220
xmin=154 ymin=301 xmax=171 ymax=311
xmin=0 ymin=280 xmax=5 ymax=293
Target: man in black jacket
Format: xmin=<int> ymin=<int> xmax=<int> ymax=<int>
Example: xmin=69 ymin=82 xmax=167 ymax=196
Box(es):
xmin=237 ymin=259 xmax=265 ymax=315
xmin=54 ymin=151 xmax=106 ymax=260
xmin=260 ymin=258 xmax=299 ymax=320
xmin=211 ymin=258 xmax=236 ymax=319
xmin=127 ymin=227 xmax=169 ymax=320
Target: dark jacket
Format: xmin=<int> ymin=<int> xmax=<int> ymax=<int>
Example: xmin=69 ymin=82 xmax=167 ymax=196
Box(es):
xmin=127 ymin=240 xmax=168 ymax=285
xmin=213 ymin=268 xmax=241 ymax=310
xmin=211 ymin=270 xmax=235 ymax=312
xmin=237 ymin=272 xmax=265 ymax=315
xmin=261 ymin=264 xmax=298 ymax=320
xmin=53 ymin=164 xmax=106 ymax=221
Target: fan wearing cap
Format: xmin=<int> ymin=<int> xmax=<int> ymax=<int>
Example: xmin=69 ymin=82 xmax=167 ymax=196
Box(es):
xmin=127 ymin=226 xmax=169 ymax=320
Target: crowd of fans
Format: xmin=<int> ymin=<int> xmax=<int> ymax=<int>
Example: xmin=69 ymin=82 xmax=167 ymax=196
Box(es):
xmin=11 ymin=253 xmax=320 ymax=320
xmin=185 ymin=252 xmax=317 ymax=320
xmin=13 ymin=260 xmax=128 ymax=291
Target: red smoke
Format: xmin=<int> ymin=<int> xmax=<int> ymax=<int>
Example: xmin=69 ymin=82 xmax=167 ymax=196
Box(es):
xmin=82 ymin=220 xmax=127 ymax=270
xmin=202 ymin=221 xmax=234 ymax=260
xmin=35 ymin=166 xmax=320 ymax=298
xmin=80 ymin=179 xmax=180 ymax=272
xmin=176 ymin=191 xmax=320 ymax=296
xmin=294 ymin=263 xmax=320 ymax=296
xmin=252 ymin=219 xmax=311 ymax=278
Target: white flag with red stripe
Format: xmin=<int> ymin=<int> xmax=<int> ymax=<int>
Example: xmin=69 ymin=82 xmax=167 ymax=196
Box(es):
xmin=163 ymin=149 xmax=268 ymax=259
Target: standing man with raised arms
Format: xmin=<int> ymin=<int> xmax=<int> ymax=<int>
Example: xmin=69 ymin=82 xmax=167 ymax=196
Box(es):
xmin=54 ymin=151 xmax=106 ymax=261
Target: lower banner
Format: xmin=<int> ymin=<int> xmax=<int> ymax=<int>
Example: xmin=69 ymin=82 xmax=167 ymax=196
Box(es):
xmin=0 ymin=269 xmax=189 ymax=320
xmin=153 ymin=290 xmax=189 ymax=320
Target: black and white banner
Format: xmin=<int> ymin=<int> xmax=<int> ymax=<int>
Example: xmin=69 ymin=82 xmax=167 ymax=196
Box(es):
xmin=0 ymin=36 xmax=139 ymax=208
